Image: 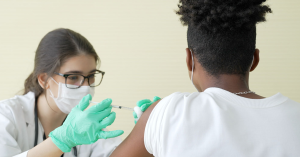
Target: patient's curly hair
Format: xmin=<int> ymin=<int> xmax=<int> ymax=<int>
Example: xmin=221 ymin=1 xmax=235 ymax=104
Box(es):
xmin=176 ymin=0 xmax=272 ymax=76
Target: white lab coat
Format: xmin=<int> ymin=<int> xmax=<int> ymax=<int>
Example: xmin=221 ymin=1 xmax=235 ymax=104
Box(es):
xmin=0 ymin=92 xmax=122 ymax=157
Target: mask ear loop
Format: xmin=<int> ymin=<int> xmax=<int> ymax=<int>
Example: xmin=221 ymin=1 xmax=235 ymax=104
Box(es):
xmin=190 ymin=49 xmax=199 ymax=92
xmin=44 ymin=77 xmax=59 ymax=113
xmin=249 ymin=56 xmax=254 ymax=71
xmin=190 ymin=49 xmax=195 ymax=83
xmin=48 ymin=77 xmax=59 ymax=98
xmin=50 ymin=77 xmax=59 ymax=85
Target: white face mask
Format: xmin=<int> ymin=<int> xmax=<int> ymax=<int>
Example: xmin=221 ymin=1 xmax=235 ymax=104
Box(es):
xmin=190 ymin=49 xmax=199 ymax=92
xmin=249 ymin=56 xmax=254 ymax=70
xmin=48 ymin=77 xmax=95 ymax=114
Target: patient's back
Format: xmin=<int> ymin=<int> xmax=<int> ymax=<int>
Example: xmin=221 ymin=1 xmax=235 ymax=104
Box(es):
xmin=144 ymin=87 xmax=300 ymax=157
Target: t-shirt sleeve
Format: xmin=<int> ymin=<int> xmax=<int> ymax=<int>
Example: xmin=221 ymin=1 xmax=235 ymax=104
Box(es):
xmin=144 ymin=92 xmax=188 ymax=156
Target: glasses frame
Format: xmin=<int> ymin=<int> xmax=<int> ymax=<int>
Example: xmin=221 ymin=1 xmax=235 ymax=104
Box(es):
xmin=54 ymin=70 xmax=105 ymax=89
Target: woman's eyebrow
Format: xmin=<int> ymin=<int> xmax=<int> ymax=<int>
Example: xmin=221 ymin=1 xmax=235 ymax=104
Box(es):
xmin=64 ymin=70 xmax=82 ymax=74
xmin=63 ymin=69 xmax=97 ymax=74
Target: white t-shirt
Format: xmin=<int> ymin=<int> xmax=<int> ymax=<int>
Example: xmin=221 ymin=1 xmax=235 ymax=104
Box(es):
xmin=145 ymin=87 xmax=300 ymax=157
xmin=0 ymin=92 xmax=121 ymax=157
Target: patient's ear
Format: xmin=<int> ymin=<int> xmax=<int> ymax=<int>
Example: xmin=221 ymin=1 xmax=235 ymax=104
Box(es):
xmin=250 ymin=49 xmax=260 ymax=72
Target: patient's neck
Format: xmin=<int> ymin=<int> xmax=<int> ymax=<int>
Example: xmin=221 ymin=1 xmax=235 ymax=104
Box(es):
xmin=199 ymin=74 xmax=264 ymax=99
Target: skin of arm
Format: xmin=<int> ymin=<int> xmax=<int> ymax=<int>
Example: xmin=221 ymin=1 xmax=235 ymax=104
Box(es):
xmin=27 ymin=138 xmax=63 ymax=157
xmin=110 ymin=100 xmax=161 ymax=157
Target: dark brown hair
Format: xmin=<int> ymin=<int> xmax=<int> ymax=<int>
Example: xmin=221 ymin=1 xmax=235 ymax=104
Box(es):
xmin=24 ymin=28 xmax=100 ymax=97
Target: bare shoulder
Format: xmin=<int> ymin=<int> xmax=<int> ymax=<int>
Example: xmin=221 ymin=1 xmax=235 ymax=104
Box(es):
xmin=110 ymin=99 xmax=162 ymax=157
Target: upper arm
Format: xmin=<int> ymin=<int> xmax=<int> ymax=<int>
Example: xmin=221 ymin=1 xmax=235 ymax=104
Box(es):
xmin=110 ymin=99 xmax=161 ymax=157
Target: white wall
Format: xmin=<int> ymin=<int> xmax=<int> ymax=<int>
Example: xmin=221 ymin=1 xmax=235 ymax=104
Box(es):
xmin=0 ymin=0 xmax=299 ymax=139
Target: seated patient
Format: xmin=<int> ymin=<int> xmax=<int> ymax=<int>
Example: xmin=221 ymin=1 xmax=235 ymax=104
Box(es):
xmin=111 ymin=0 xmax=300 ymax=157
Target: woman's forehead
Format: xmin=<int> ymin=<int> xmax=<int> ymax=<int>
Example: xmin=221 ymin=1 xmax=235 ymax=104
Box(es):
xmin=59 ymin=54 xmax=97 ymax=74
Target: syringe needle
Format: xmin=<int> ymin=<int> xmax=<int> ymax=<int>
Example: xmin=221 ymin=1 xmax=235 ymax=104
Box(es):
xmin=89 ymin=101 xmax=134 ymax=111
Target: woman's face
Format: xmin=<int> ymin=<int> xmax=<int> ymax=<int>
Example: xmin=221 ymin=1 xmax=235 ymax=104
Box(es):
xmin=47 ymin=54 xmax=97 ymax=113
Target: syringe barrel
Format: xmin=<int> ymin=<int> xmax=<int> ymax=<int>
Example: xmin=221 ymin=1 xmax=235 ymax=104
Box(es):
xmin=90 ymin=101 xmax=133 ymax=111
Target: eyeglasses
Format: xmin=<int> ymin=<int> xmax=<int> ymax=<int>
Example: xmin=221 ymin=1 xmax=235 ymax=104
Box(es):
xmin=54 ymin=70 xmax=105 ymax=89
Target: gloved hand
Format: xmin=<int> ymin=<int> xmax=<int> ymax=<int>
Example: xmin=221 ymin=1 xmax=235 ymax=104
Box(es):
xmin=133 ymin=96 xmax=161 ymax=124
xmin=49 ymin=94 xmax=124 ymax=152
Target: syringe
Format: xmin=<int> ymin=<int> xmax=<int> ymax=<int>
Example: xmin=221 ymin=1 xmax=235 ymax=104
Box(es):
xmin=89 ymin=101 xmax=134 ymax=111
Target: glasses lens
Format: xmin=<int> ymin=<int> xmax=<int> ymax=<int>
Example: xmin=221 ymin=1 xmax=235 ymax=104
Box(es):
xmin=88 ymin=73 xmax=103 ymax=87
xmin=66 ymin=75 xmax=85 ymax=88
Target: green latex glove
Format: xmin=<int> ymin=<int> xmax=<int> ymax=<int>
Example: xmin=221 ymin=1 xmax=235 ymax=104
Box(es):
xmin=133 ymin=96 xmax=161 ymax=124
xmin=49 ymin=94 xmax=124 ymax=152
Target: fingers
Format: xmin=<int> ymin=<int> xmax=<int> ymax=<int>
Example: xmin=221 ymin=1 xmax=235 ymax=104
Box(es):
xmin=133 ymin=111 xmax=139 ymax=124
xmin=136 ymin=99 xmax=151 ymax=107
xmin=77 ymin=94 xmax=92 ymax=111
xmin=140 ymin=103 xmax=152 ymax=112
xmin=88 ymin=98 xmax=112 ymax=112
xmin=98 ymin=112 xmax=116 ymax=127
xmin=96 ymin=112 xmax=124 ymax=139
xmin=133 ymin=111 xmax=138 ymax=119
xmin=153 ymin=96 xmax=161 ymax=102
xmin=91 ymin=107 xmax=112 ymax=122
xmin=98 ymin=130 xmax=124 ymax=139
xmin=136 ymin=97 xmax=161 ymax=112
